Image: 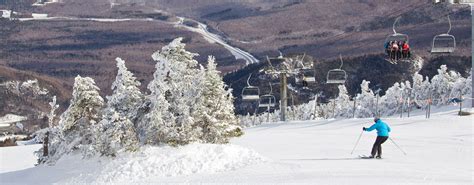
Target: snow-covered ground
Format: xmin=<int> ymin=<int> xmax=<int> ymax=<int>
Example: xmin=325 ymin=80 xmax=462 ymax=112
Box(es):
xmin=0 ymin=107 xmax=472 ymax=184
xmin=0 ymin=144 xmax=41 ymax=173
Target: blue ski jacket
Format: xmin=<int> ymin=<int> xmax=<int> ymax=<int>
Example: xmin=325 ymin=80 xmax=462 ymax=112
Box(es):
xmin=365 ymin=119 xmax=391 ymax=136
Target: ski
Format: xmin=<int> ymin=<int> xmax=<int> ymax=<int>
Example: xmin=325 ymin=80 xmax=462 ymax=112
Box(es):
xmin=358 ymin=155 xmax=372 ymax=159
xmin=358 ymin=155 xmax=383 ymax=159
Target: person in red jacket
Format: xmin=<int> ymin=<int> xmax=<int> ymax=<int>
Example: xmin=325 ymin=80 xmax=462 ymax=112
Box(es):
xmin=402 ymin=42 xmax=410 ymax=58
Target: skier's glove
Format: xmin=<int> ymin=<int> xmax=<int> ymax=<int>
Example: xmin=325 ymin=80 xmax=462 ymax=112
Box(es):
xmin=363 ymin=127 xmax=367 ymax=131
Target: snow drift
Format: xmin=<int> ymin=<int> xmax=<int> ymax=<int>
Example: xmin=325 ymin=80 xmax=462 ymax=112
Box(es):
xmin=93 ymin=144 xmax=266 ymax=183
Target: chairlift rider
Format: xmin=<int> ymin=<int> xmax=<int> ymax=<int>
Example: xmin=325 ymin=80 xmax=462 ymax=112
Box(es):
xmin=298 ymin=71 xmax=309 ymax=87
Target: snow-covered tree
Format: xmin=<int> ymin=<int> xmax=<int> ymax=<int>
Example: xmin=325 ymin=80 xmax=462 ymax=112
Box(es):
xmin=462 ymin=72 xmax=472 ymax=98
xmin=95 ymin=113 xmax=139 ymax=156
xmin=355 ymin=80 xmax=376 ymax=118
xmin=379 ymin=82 xmax=404 ymax=116
xmin=194 ymin=56 xmax=242 ymax=143
xmin=106 ymin=57 xmax=144 ymax=120
xmin=143 ymin=37 xmax=204 ymax=145
xmin=450 ymin=76 xmax=466 ymax=100
xmin=333 ymin=85 xmax=353 ymax=118
xmin=431 ymin=65 xmax=457 ymax=105
xmin=412 ymin=73 xmax=431 ymax=108
xmin=35 ymin=96 xmax=60 ymax=163
xmin=48 ymin=96 xmax=59 ymax=128
xmin=139 ymin=47 xmax=173 ymax=145
xmin=50 ymin=76 xmax=104 ymax=161
xmin=96 ymin=58 xmax=142 ymax=156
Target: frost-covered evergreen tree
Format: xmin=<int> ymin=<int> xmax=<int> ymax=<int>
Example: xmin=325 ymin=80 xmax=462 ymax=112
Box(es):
xmin=106 ymin=57 xmax=144 ymax=120
xmin=96 ymin=58 xmax=141 ymax=156
xmin=450 ymin=75 xmax=466 ymax=101
xmin=194 ymin=56 xmax=242 ymax=143
xmin=462 ymin=71 xmax=472 ymax=97
xmin=412 ymin=73 xmax=431 ymax=108
xmin=355 ymin=80 xmax=376 ymax=118
xmin=431 ymin=65 xmax=457 ymax=105
xmin=36 ymin=96 xmax=60 ymax=163
xmin=140 ymin=46 xmax=173 ymax=145
xmin=333 ymin=85 xmax=352 ymax=118
xmin=48 ymin=76 xmax=104 ymax=162
xmin=379 ymin=82 xmax=404 ymax=116
xmin=145 ymin=37 xmax=204 ymax=145
xmin=96 ymin=113 xmax=139 ymax=156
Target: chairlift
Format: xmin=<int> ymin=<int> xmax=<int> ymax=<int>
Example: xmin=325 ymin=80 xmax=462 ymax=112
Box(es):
xmin=295 ymin=53 xmax=316 ymax=84
xmin=259 ymin=95 xmax=276 ymax=108
xmin=296 ymin=69 xmax=316 ymax=84
xmin=241 ymin=74 xmax=260 ymax=101
xmin=384 ymin=17 xmax=411 ymax=61
xmin=431 ymin=15 xmax=456 ymax=54
xmin=326 ymin=55 xmax=347 ymax=84
xmin=384 ymin=17 xmax=409 ymax=45
xmin=259 ymin=83 xmax=277 ymax=108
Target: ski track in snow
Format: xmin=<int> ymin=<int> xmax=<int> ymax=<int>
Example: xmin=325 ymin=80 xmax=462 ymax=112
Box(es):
xmin=174 ymin=17 xmax=259 ymax=65
xmin=0 ymin=106 xmax=472 ymax=184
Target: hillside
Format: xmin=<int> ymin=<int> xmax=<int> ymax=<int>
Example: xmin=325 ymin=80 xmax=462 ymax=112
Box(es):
xmin=0 ymin=0 xmax=472 ymax=130
xmin=149 ymin=0 xmax=472 ymax=58
xmin=0 ymin=65 xmax=70 ymax=131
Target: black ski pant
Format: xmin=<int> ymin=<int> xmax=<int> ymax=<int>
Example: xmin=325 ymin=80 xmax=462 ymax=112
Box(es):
xmin=371 ymin=136 xmax=388 ymax=157
xmin=302 ymin=80 xmax=308 ymax=87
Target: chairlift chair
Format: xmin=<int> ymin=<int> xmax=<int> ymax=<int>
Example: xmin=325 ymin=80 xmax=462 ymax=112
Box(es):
xmin=295 ymin=53 xmax=316 ymax=84
xmin=384 ymin=33 xmax=409 ymax=46
xmin=326 ymin=55 xmax=348 ymax=84
xmin=242 ymin=86 xmax=260 ymax=101
xmin=326 ymin=70 xmax=347 ymax=84
xmin=296 ymin=68 xmax=316 ymax=84
xmin=431 ymin=15 xmax=456 ymax=54
xmin=384 ymin=17 xmax=411 ymax=61
xmin=384 ymin=17 xmax=409 ymax=45
xmin=241 ymin=74 xmax=260 ymax=101
xmin=258 ymin=83 xmax=276 ymax=108
xmin=259 ymin=95 xmax=276 ymax=108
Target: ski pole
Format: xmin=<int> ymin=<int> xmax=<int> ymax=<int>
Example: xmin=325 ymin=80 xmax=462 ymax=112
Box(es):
xmin=351 ymin=130 xmax=364 ymax=154
xmin=389 ymin=137 xmax=407 ymax=155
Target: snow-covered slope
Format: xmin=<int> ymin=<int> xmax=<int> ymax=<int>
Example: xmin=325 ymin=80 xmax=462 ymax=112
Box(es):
xmin=0 ymin=107 xmax=472 ymax=184
xmin=0 ymin=144 xmax=265 ymax=184
xmin=0 ymin=144 xmax=41 ymax=173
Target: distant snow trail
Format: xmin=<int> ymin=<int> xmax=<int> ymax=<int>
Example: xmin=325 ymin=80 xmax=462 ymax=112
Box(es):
xmin=174 ymin=17 xmax=259 ymax=65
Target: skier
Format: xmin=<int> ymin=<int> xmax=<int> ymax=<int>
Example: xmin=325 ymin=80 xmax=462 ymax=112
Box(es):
xmin=302 ymin=76 xmax=308 ymax=88
xmin=362 ymin=117 xmax=391 ymax=159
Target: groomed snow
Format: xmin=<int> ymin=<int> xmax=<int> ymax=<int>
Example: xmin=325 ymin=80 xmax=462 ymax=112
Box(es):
xmin=0 ymin=107 xmax=472 ymax=184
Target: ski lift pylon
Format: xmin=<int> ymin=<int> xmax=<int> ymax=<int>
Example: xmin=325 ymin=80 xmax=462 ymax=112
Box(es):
xmin=241 ymin=74 xmax=260 ymax=101
xmin=326 ymin=54 xmax=347 ymax=84
xmin=431 ymin=15 xmax=456 ymax=53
